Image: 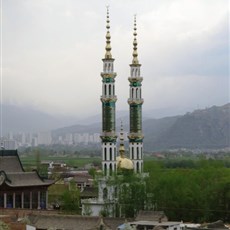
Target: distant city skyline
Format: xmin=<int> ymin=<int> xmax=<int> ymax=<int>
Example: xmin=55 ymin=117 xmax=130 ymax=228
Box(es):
xmin=1 ymin=0 xmax=229 ymax=120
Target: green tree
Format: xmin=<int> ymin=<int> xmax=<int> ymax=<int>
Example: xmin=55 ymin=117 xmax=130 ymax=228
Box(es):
xmin=0 ymin=221 xmax=9 ymax=230
xmin=112 ymin=171 xmax=147 ymax=218
xmin=61 ymin=180 xmax=80 ymax=213
xmin=145 ymin=159 xmax=230 ymax=222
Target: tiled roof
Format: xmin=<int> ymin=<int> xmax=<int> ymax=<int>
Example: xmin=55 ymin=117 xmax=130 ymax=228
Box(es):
xmin=28 ymin=214 xmax=126 ymax=230
xmin=0 ymin=150 xmax=24 ymax=172
xmin=135 ymin=211 xmax=168 ymax=222
xmin=0 ymin=150 xmax=53 ymax=188
xmin=81 ymin=187 xmax=98 ymax=198
xmin=4 ymin=172 xmax=53 ymax=187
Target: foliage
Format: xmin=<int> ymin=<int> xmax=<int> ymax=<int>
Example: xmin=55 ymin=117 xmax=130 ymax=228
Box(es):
xmin=60 ymin=180 xmax=80 ymax=213
xmin=48 ymin=183 xmax=68 ymax=205
xmin=112 ymin=171 xmax=147 ymax=218
xmin=82 ymin=200 xmax=93 ymax=216
xmin=100 ymin=204 xmax=111 ymax=217
xmin=0 ymin=221 xmax=9 ymax=230
xmin=144 ymin=159 xmax=230 ymax=222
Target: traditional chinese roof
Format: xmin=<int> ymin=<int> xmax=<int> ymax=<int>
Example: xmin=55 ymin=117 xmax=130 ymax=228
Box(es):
xmin=135 ymin=211 xmax=168 ymax=222
xmin=0 ymin=150 xmax=53 ymax=188
xmin=28 ymin=214 xmax=126 ymax=230
xmin=0 ymin=171 xmax=53 ymax=187
xmin=0 ymin=150 xmax=24 ymax=172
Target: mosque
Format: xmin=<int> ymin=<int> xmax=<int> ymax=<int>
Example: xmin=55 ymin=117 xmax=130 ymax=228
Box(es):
xmin=81 ymin=7 xmax=144 ymax=217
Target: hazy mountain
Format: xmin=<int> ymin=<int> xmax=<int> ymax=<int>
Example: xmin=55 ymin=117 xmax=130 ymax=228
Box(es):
xmin=1 ymin=104 xmax=80 ymax=134
xmin=147 ymin=103 xmax=230 ymax=151
xmin=52 ymin=103 xmax=230 ymax=151
xmin=2 ymin=103 xmax=229 ymax=151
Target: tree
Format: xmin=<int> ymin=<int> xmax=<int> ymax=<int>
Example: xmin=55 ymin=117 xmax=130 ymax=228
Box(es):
xmin=0 ymin=221 xmax=9 ymax=230
xmin=61 ymin=180 xmax=80 ymax=213
xmin=111 ymin=171 xmax=147 ymax=218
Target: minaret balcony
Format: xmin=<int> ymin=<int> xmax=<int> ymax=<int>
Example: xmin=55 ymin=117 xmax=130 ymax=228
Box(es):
xmin=128 ymin=98 xmax=144 ymax=105
xmin=128 ymin=132 xmax=144 ymax=141
xmin=128 ymin=77 xmax=143 ymax=83
xmin=101 ymin=96 xmax=117 ymax=103
xmin=100 ymin=132 xmax=117 ymax=142
xmin=101 ymin=72 xmax=117 ymax=79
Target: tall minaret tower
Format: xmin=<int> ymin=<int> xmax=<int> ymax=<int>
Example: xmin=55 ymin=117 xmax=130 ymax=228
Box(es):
xmin=128 ymin=16 xmax=144 ymax=173
xmin=100 ymin=7 xmax=117 ymax=176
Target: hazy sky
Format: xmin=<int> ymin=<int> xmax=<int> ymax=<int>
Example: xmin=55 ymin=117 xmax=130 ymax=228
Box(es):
xmin=2 ymin=0 xmax=229 ymax=119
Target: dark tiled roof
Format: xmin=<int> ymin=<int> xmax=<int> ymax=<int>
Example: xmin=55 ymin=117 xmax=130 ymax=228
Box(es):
xmin=135 ymin=211 xmax=168 ymax=222
xmin=74 ymin=174 xmax=93 ymax=183
xmin=28 ymin=214 xmax=126 ymax=230
xmin=0 ymin=150 xmax=24 ymax=172
xmin=5 ymin=172 xmax=53 ymax=187
xmin=0 ymin=150 xmax=53 ymax=188
xmin=104 ymin=217 xmax=130 ymax=230
xmin=81 ymin=187 xmax=98 ymax=198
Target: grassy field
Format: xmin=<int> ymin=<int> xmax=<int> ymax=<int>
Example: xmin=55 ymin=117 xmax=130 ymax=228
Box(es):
xmin=20 ymin=155 xmax=101 ymax=169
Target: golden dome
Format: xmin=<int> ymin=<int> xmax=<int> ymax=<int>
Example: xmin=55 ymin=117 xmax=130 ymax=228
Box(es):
xmin=116 ymin=156 xmax=134 ymax=170
xmin=116 ymin=121 xmax=134 ymax=170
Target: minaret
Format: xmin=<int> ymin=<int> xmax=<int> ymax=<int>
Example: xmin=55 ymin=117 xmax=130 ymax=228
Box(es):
xmin=100 ymin=7 xmax=117 ymax=176
xmin=128 ymin=16 xmax=144 ymax=173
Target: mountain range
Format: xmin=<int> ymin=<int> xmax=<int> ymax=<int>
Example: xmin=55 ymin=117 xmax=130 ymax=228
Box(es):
xmin=1 ymin=103 xmax=229 ymax=151
xmin=143 ymin=103 xmax=229 ymax=151
xmin=53 ymin=103 xmax=230 ymax=151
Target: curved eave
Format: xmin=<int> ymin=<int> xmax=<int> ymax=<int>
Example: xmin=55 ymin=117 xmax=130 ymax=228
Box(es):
xmin=4 ymin=181 xmax=54 ymax=188
xmin=2 ymin=170 xmax=54 ymax=188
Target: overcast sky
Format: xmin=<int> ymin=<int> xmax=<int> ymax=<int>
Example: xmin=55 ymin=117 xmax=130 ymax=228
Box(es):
xmin=2 ymin=0 xmax=229 ymax=119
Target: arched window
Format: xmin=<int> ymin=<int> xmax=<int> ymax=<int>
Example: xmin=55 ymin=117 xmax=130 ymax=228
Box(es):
xmin=104 ymin=164 xmax=107 ymax=176
xmin=109 ymin=84 xmax=111 ymax=95
xmin=132 ymin=147 xmax=134 ymax=159
xmin=135 ymin=68 xmax=138 ymax=76
xmin=104 ymin=148 xmax=107 ymax=161
xmin=136 ymin=162 xmax=139 ymax=173
xmin=132 ymin=88 xmax=134 ymax=98
xmin=109 ymin=163 xmax=113 ymax=176
xmin=136 ymin=88 xmax=138 ymax=99
xmin=140 ymin=88 xmax=141 ymax=99
xmin=108 ymin=63 xmax=111 ymax=72
xmin=104 ymin=84 xmax=107 ymax=96
xmin=110 ymin=147 xmax=112 ymax=160
xmin=137 ymin=147 xmax=139 ymax=159
xmin=113 ymin=85 xmax=115 ymax=95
